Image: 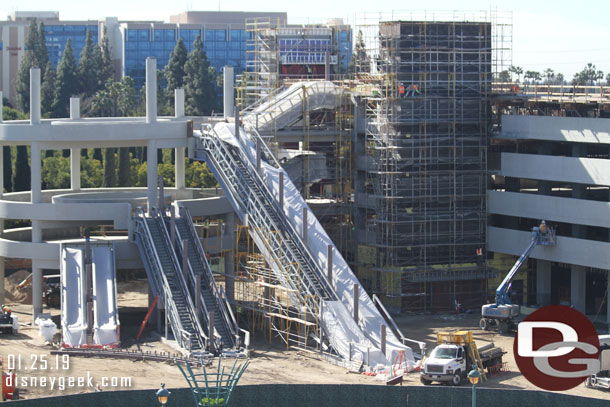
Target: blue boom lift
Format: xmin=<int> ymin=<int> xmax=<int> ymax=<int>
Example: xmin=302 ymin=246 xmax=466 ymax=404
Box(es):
xmin=480 ymin=221 xmax=556 ymax=334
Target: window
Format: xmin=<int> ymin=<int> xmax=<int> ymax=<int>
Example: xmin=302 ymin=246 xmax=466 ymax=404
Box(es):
xmin=138 ymin=30 xmax=149 ymax=41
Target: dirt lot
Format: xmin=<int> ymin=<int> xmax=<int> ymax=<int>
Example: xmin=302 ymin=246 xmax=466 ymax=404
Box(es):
xmin=2 ymin=279 xmax=609 ymax=401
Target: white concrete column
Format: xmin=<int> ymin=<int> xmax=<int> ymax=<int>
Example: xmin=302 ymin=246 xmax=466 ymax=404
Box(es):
xmin=225 ymin=212 xmax=235 ymax=303
xmin=175 ymin=147 xmax=185 ymax=190
xmin=174 ymin=88 xmax=184 ymax=118
xmin=570 ymin=265 xmax=586 ymax=314
xmin=0 ymin=133 xmax=4 ymax=234
xmin=146 ymin=58 xmax=157 ymax=124
xmin=147 ymin=140 xmax=158 ymax=215
xmin=223 ymin=66 xmax=234 ymax=119
xmin=0 ymin=91 xmax=3 ymax=123
xmin=70 ymin=148 xmax=80 ymax=191
xmin=30 ymin=68 xmax=41 ymax=125
xmin=70 ymin=97 xmax=80 ymax=120
xmin=536 ymin=259 xmax=551 ymax=306
xmin=31 ymin=141 xmax=41 ymax=204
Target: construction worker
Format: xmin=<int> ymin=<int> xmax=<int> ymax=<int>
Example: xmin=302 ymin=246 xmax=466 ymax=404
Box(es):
xmin=405 ymin=84 xmax=420 ymax=97
xmin=539 ymin=220 xmax=548 ymax=234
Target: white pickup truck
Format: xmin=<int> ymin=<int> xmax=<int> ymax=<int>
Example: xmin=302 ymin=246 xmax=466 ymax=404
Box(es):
xmin=420 ymin=342 xmax=504 ymax=386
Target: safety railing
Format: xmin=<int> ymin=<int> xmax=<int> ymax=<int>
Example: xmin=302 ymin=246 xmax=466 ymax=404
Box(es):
xmin=133 ymin=207 xmax=195 ymax=350
xmin=372 ymin=294 xmax=426 ymax=356
xmin=174 ymin=206 xmax=238 ymax=349
xmin=200 ymin=124 xmax=336 ymax=317
xmin=152 ymin=207 xmax=208 ymax=350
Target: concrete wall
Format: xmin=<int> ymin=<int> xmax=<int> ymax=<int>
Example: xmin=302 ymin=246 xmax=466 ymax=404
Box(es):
xmin=501 ymin=115 xmax=610 ymax=144
xmin=489 ymin=226 xmax=610 ymax=270
xmin=7 ymin=384 xmax=607 ymax=407
xmin=500 ymin=152 xmax=610 ymax=186
xmin=488 ymin=190 xmax=610 ymax=229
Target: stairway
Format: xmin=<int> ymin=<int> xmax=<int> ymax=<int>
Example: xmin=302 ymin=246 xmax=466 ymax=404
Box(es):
xmin=134 ymin=209 xmax=205 ymax=351
xmin=200 ymin=129 xmax=336 ymax=321
xmin=172 ymin=209 xmax=236 ymax=350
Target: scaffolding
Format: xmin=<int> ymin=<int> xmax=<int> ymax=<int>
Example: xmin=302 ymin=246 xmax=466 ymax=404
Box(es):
xmin=233 ymin=225 xmax=323 ymax=352
xmin=358 ymin=20 xmax=493 ymax=311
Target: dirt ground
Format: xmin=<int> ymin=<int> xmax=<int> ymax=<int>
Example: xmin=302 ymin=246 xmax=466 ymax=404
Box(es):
xmin=2 ymin=279 xmax=609 ymax=401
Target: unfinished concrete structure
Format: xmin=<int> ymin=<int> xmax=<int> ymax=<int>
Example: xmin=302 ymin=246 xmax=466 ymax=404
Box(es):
xmin=490 ymin=90 xmax=610 ymax=323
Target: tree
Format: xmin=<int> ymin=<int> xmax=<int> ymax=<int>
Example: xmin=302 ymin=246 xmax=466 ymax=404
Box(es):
xmin=103 ymin=148 xmax=116 ymax=187
xmin=555 ymin=73 xmax=565 ymax=85
xmin=52 ymin=39 xmax=78 ymax=117
xmin=543 ymin=68 xmax=555 ymax=84
xmin=41 ymin=61 xmax=56 ymax=117
xmin=508 ymin=65 xmax=523 ymax=83
xmin=118 ymin=148 xmax=131 ymax=187
xmin=13 ymin=146 xmax=30 ymax=192
xmin=25 ymin=20 xmax=40 ymax=57
xmin=165 ymin=38 xmax=188 ymax=93
xmin=573 ymin=63 xmax=604 ymax=86
xmin=524 ymin=70 xmax=541 ymax=84
xmin=78 ymin=30 xmax=102 ymax=96
xmin=16 ymin=51 xmax=37 ymax=112
xmin=91 ymin=76 xmax=137 ymax=117
xmin=99 ymin=26 xmax=114 ymax=84
xmin=3 ymin=147 xmax=12 ymax=192
xmin=498 ymin=70 xmax=510 ymax=82
xmin=37 ymin=22 xmax=49 ymax=78
xmin=184 ymin=35 xmax=218 ymax=116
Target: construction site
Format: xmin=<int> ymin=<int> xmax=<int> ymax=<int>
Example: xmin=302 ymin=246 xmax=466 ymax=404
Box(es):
xmin=1 ymin=9 xmax=610 ymax=405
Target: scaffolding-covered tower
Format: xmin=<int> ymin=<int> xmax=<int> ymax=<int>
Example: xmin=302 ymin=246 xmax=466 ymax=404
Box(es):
xmin=361 ymin=21 xmax=491 ymax=311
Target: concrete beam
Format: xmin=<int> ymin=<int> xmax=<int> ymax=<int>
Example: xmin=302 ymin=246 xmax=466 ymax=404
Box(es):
xmin=145 ymin=57 xmax=157 ymax=124
xmin=500 ymin=152 xmax=610 ymax=186
xmin=500 ymin=115 xmax=610 ymax=144
xmin=490 ymin=226 xmax=610 ymax=270
xmin=488 ymin=190 xmax=610 ymax=229
xmin=70 ymin=148 xmax=80 ymax=191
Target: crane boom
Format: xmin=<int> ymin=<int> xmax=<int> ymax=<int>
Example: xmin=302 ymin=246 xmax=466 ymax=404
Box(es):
xmin=495 ymin=229 xmax=539 ymax=305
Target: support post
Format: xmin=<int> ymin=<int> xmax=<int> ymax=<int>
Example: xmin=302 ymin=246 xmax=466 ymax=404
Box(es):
xmin=570 ymin=265 xmax=586 ymax=314
xmin=30 ymin=68 xmax=41 ymax=124
xmin=327 ymin=244 xmax=333 ymax=285
xmin=70 ymin=97 xmax=80 ymax=120
xmin=175 ymin=147 xmax=185 ymax=189
xmin=70 ymin=148 xmax=80 ymax=191
xmin=536 ymin=259 xmax=551 ymax=306
xmin=170 ymin=206 xmax=176 ymax=249
xmin=196 ymin=274 xmax=201 ymax=317
xmin=302 ymin=207 xmax=308 ymax=244
xmin=324 ymin=52 xmax=330 ymax=81
xmin=353 ymin=284 xmax=359 ymax=323
xmin=208 ymin=311 xmax=215 ymax=353
xmin=174 ymin=88 xmax=185 ymax=118
xmin=235 ymin=104 xmax=240 ymax=142
xmin=607 ymin=275 xmax=610 ymax=328
xmin=157 ymin=175 xmax=165 ymax=212
xmin=256 ymin=137 xmax=261 ymax=172
xmin=0 ymin=91 xmax=3 ymax=122
xmin=164 ymin=291 xmax=168 ymax=340
xmin=381 ymin=324 xmax=387 ymax=356
xmin=145 ymin=57 xmax=157 ymax=124
xmin=223 ymin=66 xmax=234 ymax=119
xmin=224 ymin=212 xmax=235 ymax=303
xmin=182 ymin=240 xmax=189 ymax=281
xmin=146 ymin=140 xmax=157 ymax=215
xmin=31 ymin=142 xmax=41 ymax=204
xmin=279 ymin=171 xmax=284 ymax=212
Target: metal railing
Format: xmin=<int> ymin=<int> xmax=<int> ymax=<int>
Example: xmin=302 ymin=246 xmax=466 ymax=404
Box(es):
xmin=133 ymin=207 xmax=194 ymax=350
xmin=200 ymin=124 xmax=336 ymax=317
xmin=152 ymin=207 xmax=208 ymax=350
xmin=174 ymin=206 xmax=238 ymax=349
xmin=372 ymin=294 xmax=426 ymax=356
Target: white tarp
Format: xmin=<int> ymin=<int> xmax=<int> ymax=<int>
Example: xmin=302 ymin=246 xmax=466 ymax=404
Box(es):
xmin=211 ymin=120 xmax=414 ymax=366
xmin=61 ymin=244 xmax=119 ymax=347
xmin=61 ymin=247 xmax=87 ymax=347
xmin=92 ymin=245 xmax=120 ymax=346
xmin=243 ymin=81 xmax=341 ymax=132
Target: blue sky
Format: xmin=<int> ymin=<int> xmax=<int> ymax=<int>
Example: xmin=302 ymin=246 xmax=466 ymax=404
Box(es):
xmin=3 ymin=0 xmax=610 ymax=80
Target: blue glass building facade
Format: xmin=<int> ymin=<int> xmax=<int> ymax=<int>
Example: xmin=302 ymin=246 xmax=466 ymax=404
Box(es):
xmin=44 ymin=24 xmax=98 ymax=67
